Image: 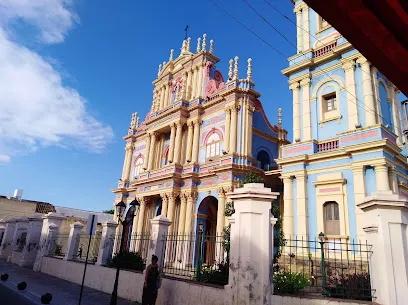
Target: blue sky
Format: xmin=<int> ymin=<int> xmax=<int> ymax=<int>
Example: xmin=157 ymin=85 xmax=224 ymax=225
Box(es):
xmin=0 ymin=0 xmax=405 ymax=212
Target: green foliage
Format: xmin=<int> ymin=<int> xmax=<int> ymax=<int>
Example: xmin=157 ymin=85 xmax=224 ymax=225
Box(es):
xmin=327 ymin=273 xmax=372 ymax=301
xmin=273 ymin=270 xmax=310 ymax=294
xmin=54 ymin=244 xmax=63 ymax=256
xmin=224 ymin=202 xmax=235 ymax=217
xmin=272 ymin=201 xmax=285 ymax=263
xmin=194 ymin=262 xmax=229 ymax=285
xmin=103 ymin=209 xmax=115 ymax=214
xmin=108 ymin=251 xmax=145 ymax=271
xmin=240 ymin=172 xmax=264 ymax=186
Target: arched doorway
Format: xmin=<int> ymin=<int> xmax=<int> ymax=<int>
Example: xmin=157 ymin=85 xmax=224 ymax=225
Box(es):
xmin=197 ymin=196 xmax=218 ymax=265
xmin=257 ymin=150 xmax=271 ymax=171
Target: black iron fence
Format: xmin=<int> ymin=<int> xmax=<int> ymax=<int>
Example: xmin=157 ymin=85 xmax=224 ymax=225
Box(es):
xmin=48 ymin=233 xmax=70 ymax=258
xmin=161 ymin=232 xmax=229 ymax=286
xmin=274 ymin=235 xmax=374 ymax=301
xmin=72 ymin=233 xmax=102 ymax=263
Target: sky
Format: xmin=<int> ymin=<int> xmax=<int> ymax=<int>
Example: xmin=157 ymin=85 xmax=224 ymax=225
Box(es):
xmin=1 ymin=0 xmax=405 ymax=212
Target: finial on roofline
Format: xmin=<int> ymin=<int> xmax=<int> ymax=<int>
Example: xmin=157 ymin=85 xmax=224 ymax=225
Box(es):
xmin=202 ymin=34 xmax=207 ymax=52
xmin=233 ymin=56 xmax=239 ymax=80
xmin=169 ymin=49 xmax=174 ymax=61
xmin=209 ymin=40 xmax=214 ymax=54
xmin=278 ymin=108 xmax=282 ymax=127
xmin=228 ymin=59 xmax=233 ymax=80
xmin=181 ymin=40 xmax=187 ymax=53
xmin=196 ymin=37 xmax=201 ymax=53
xmin=158 ymin=64 xmax=162 ymax=76
xmin=130 ymin=112 xmax=139 ymax=129
xmin=187 ymin=37 xmax=191 ymax=52
xmin=247 ymin=58 xmax=252 ymax=81
xmin=162 ymin=61 xmax=166 ymax=67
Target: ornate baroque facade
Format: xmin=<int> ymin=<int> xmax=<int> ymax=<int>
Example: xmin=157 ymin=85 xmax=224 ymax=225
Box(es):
xmin=276 ymin=0 xmax=408 ymax=241
xmin=113 ymin=35 xmax=288 ymax=252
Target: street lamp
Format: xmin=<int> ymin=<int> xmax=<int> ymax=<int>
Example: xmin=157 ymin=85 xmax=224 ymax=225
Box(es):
xmin=110 ymin=198 xmax=139 ymax=305
xmin=318 ymin=232 xmax=327 ymax=296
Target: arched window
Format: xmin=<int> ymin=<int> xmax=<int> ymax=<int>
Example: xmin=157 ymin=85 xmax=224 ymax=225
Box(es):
xmin=324 ymin=202 xmax=340 ymax=235
xmin=206 ymin=132 xmax=221 ymax=160
xmin=134 ymin=158 xmax=143 ymax=177
xmin=256 ymin=150 xmax=271 ymax=171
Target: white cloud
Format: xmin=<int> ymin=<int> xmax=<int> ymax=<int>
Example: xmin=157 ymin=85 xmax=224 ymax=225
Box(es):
xmin=0 ymin=154 xmax=11 ymax=163
xmin=0 ymin=0 xmax=113 ymax=156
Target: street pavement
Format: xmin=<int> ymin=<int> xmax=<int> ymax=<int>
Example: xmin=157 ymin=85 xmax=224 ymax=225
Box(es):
xmin=0 ymin=260 xmax=140 ymax=305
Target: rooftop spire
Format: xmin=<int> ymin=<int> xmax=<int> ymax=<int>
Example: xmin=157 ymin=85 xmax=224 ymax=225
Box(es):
xmin=228 ymin=59 xmax=233 ymax=80
xmin=278 ymin=108 xmax=282 ymax=127
xmin=202 ymin=34 xmax=207 ymax=52
xmin=169 ymin=49 xmax=174 ymax=61
xmin=233 ymin=56 xmax=239 ymax=80
xmin=196 ymin=37 xmax=201 ymax=53
xmin=209 ymin=40 xmax=214 ymax=54
xmin=158 ymin=64 xmax=162 ymax=76
xmin=247 ymin=58 xmax=252 ymax=81
xmin=187 ymin=37 xmax=191 ymax=52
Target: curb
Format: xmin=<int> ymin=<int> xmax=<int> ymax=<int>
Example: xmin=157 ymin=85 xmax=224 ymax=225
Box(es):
xmin=0 ymin=279 xmax=43 ymax=304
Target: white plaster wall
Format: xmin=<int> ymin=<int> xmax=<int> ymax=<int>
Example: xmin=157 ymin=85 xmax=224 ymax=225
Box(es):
xmin=272 ymin=295 xmax=370 ymax=305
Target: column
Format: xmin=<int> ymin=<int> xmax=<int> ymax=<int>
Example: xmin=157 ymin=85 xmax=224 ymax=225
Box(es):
xmin=389 ymin=167 xmax=399 ymax=194
xmin=168 ymin=124 xmax=176 ymax=163
xmin=352 ymin=166 xmax=366 ymax=239
xmin=167 ymin=193 xmax=176 ymax=233
xmin=147 ymin=132 xmax=157 ymax=170
xmin=224 ymin=108 xmax=231 ymax=153
xmin=246 ymin=106 xmax=254 ymax=156
xmin=300 ymin=78 xmax=311 ymax=141
xmin=282 ymin=177 xmax=294 ymax=238
xmin=290 ymin=83 xmax=301 ymax=142
xmin=143 ymin=133 xmax=151 ymax=170
xmin=191 ymin=120 xmax=201 ymax=163
xmin=164 ymin=84 xmax=170 ymax=107
xmin=96 ymin=220 xmax=117 ymax=265
xmin=296 ymin=174 xmax=308 ymax=238
xmin=196 ymin=65 xmax=203 ymax=98
xmin=302 ymin=5 xmax=310 ymax=51
xmin=186 ymin=70 xmax=192 ymax=100
xmin=159 ymin=85 xmax=165 ymax=109
xmin=123 ymin=142 xmax=134 ymax=180
xmin=241 ymin=102 xmax=248 ymax=155
xmin=343 ymin=60 xmax=359 ymax=130
xmin=191 ymin=67 xmax=197 ymax=99
xmin=229 ymin=105 xmax=238 ymax=154
xmin=64 ymin=222 xmax=84 ymax=261
xmin=174 ymin=122 xmax=183 ymax=164
xmin=160 ymin=194 xmax=168 ymax=217
xmin=177 ymin=193 xmax=187 ymax=233
xmin=372 ymin=67 xmax=382 ymax=123
xmin=375 ymin=164 xmax=390 ymax=192
xmin=183 ymin=192 xmax=197 ymax=266
xmin=357 ymin=57 xmax=376 ymax=126
xmin=216 ymin=188 xmax=226 ymax=235
xmin=227 ymin=183 xmax=279 ymax=304
xmin=295 ymin=7 xmax=303 ymax=53
xmin=390 ymin=84 xmax=402 ymax=145
xmin=185 ymin=121 xmax=194 ymax=162
xmin=136 ymin=198 xmax=147 ymax=234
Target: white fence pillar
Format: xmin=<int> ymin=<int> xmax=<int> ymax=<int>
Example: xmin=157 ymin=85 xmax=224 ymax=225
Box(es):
xmin=10 ymin=217 xmax=29 ymax=263
xmin=33 ymin=212 xmax=65 ymax=271
xmin=359 ymin=192 xmax=408 ymax=305
xmin=19 ymin=216 xmax=43 ymax=268
xmin=96 ymin=220 xmax=117 ymax=266
xmin=227 ymin=183 xmax=278 ymax=305
xmin=148 ymin=215 xmax=171 ymax=269
xmin=0 ymin=218 xmax=13 ymax=259
xmin=64 ymin=222 xmax=84 ymax=261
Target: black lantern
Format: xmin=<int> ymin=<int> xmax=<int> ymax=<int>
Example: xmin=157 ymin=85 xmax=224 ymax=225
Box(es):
xmin=115 ymin=200 xmax=126 ymax=219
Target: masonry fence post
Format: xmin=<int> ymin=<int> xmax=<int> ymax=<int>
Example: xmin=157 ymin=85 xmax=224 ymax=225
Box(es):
xmin=0 ymin=218 xmax=16 ymax=260
xmin=96 ymin=220 xmax=117 ymax=266
xmin=227 ymin=183 xmax=278 ymax=305
xmin=64 ymin=222 xmax=84 ymax=261
xmin=358 ymin=192 xmax=408 ymax=305
xmin=19 ymin=215 xmax=43 ymax=268
xmin=148 ymin=215 xmax=172 ymax=269
xmin=9 ymin=217 xmax=29 ymax=263
xmin=33 ymin=212 xmax=66 ymax=271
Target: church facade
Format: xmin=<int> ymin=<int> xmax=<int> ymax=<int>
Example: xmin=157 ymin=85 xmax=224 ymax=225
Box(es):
xmin=112 ymin=35 xmax=288 ymax=252
xmin=277 ymin=0 xmax=408 ymax=242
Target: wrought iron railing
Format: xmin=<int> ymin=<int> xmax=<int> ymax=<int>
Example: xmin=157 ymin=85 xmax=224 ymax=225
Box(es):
xmin=72 ymin=233 xmax=102 ymax=263
xmin=161 ymin=233 xmax=229 ymax=286
xmin=48 ymin=233 xmax=70 ymax=258
xmin=274 ymin=235 xmax=374 ymax=301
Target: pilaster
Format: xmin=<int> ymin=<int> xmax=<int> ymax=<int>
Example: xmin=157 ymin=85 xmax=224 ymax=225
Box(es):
xmin=357 ymin=57 xmax=376 ymax=126
xmin=282 ymin=176 xmax=294 ymax=238
xmin=342 ymin=60 xmax=359 ymax=130
xmin=290 ymin=82 xmax=301 ymax=142
xmin=143 ymin=133 xmax=151 ymax=170
xmin=300 ymin=77 xmax=311 ymax=141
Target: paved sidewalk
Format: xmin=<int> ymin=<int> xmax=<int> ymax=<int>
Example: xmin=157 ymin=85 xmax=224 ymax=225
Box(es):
xmin=0 ymin=260 xmax=140 ymax=305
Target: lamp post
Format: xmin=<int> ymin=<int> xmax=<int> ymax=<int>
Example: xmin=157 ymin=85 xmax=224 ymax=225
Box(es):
xmin=110 ymin=198 xmax=139 ymax=305
xmin=318 ymin=232 xmax=327 ymax=296
xmin=196 ymin=222 xmax=204 ymax=282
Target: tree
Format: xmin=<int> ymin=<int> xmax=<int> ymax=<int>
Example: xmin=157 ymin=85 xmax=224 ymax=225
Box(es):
xmin=103 ymin=209 xmax=114 ymax=214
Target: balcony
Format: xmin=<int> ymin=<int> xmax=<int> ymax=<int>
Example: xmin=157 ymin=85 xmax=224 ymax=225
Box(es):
xmin=313 ymin=41 xmax=337 ymax=58
xmin=318 ymin=139 xmax=339 ymax=152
